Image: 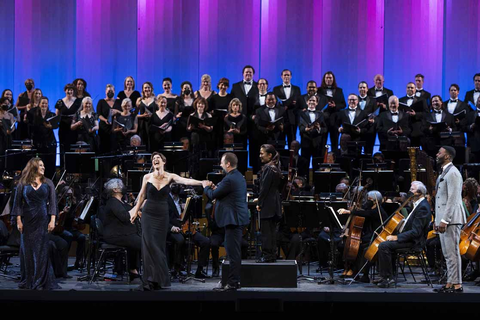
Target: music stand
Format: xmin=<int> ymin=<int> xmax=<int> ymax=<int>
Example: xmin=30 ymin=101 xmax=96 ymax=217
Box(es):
xmin=313 ymin=171 xmax=347 ymax=193
xmin=361 ymin=170 xmax=395 ymax=192
xmin=159 ymin=149 xmax=188 ymax=174
xmin=64 ymin=152 xmax=95 ymax=174
xmin=199 ymin=158 xmax=220 ymax=179
xmin=5 ymin=149 xmax=36 ymax=172
xmin=218 ymin=150 xmax=247 ymax=175
xmin=346 ymin=141 xmax=365 ymax=156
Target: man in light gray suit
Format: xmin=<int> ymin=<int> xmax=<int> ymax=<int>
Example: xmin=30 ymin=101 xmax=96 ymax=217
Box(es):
xmin=434 ymin=146 xmax=466 ymax=293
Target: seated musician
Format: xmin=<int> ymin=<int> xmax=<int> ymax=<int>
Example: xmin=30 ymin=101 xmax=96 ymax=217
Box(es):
xmin=337 ymin=190 xmax=387 ymax=282
xmin=167 ymin=183 xmax=211 ymax=279
xmin=102 ymin=179 xmax=141 ymax=280
xmin=375 ymin=181 xmax=431 ymax=288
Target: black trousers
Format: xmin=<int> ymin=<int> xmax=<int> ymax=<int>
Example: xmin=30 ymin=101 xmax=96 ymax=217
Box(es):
xmin=59 ymin=229 xmax=86 ymax=265
xmin=210 ymin=230 xmax=249 ymax=268
xmin=167 ymin=231 xmax=211 ymax=268
xmin=48 ymin=234 xmax=69 ymax=278
xmin=225 ymin=224 xmax=243 ymax=286
xmin=378 ymin=240 xmax=414 ymax=279
xmin=261 ymin=218 xmax=278 ymax=257
xmin=105 ymin=233 xmax=142 ymax=271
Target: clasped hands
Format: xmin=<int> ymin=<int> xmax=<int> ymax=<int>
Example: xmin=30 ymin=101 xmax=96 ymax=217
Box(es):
xmin=202 ymin=180 xmax=215 ymax=189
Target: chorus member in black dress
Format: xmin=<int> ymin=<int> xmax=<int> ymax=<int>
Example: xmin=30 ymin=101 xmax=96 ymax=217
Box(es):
xmin=15 ymin=78 xmax=35 ymax=140
xmin=318 ymin=71 xmax=346 ymax=153
xmin=103 ymin=178 xmax=141 ymax=279
xmin=210 ymin=78 xmax=232 ymax=148
xmin=72 ymin=78 xmax=91 ymax=109
xmin=187 ymin=97 xmax=214 ymax=156
xmin=129 ymin=152 xmax=205 ymax=290
xmin=195 ymin=74 xmax=216 ymax=104
xmin=149 ymin=96 xmax=173 ymax=152
xmin=55 ymin=83 xmax=79 ymax=165
xmin=112 ymin=98 xmax=137 ymax=152
xmin=223 ymin=98 xmax=247 ymax=148
xmin=0 ymin=97 xmax=16 ymax=172
xmin=255 ymin=144 xmax=282 ymax=262
xmin=71 ymin=97 xmax=99 ymax=152
xmin=174 ymin=81 xmax=195 ymax=141
xmin=136 ymin=82 xmax=156 ymax=148
xmin=32 ymin=97 xmax=56 ymax=179
xmin=273 ymin=69 xmax=301 ymax=147
xmin=117 ymin=76 xmax=141 ymax=115
xmin=158 ymin=78 xmax=178 ymax=112
xmin=1 ymin=89 xmax=18 ymax=122
xmin=97 ymin=84 xmax=122 ymax=154
xmin=298 ymin=95 xmax=327 ymax=167
xmin=24 ymin=89 xmax=43 ymax=139
xmin=12 ymin=157 xmax=59 ymax=290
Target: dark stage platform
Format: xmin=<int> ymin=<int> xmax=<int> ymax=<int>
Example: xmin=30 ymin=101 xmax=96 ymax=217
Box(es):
xmin=1 ymin=257 xmax=480 ymax=314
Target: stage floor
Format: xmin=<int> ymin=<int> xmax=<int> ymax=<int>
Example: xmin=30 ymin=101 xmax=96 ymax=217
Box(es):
xmin=1 ymin=257 xmax=480 ymax=313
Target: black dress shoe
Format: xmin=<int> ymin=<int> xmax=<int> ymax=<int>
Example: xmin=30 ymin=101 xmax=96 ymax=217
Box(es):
xmin=213 ymin=283 xmax=239 ymax=292
xmin=372 ymin=277 xmax=385 ymax=284
xmin=376 ymin=279 xmax=395 ymax=288
xmin=433 ymin=285 xmax=451 ymax=293
xmin=212 ymin=267 xmax=220 ymax=278
xmin=195 ymin=270 xmax=211 ymax=279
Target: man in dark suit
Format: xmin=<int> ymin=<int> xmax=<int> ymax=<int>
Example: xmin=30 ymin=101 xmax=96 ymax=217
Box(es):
xmin=466 ymin=95 xmax=480 ymax=162
xmin=444 ymin=84 xmax=469 ymax=147
xmin=376 ymin=181 xmax=431 ymax=288
xmin=414 ymin=74 xmax=432 ymax=107
xmin=318 ymin=71 xmax=346 ymax=153
xmin=297 ymin=80 xmax=328 ymax=112
xmin=367 ymin=74 xmax=394 ymax=113
xmin=463 ymin=73 xmax=480 ymax=106
xmin=423 ymin=95 xmax=455 ymax=157
xmin=273 ymin=69 xmax=301 ymax=147
xmin=203 ymin=153 xmax=250 ymax=291
xmin=249 ymin=78 xmax=269 ymax=173
xmin=254 ymin=92 xmax=285 ymax=149
xmin=399 ymin=82 xmax=429 ymax=148
xmin=358 ymin=81 xmax=377 ymax=154
xmin=376 ymin=95 xmax=411 ymax=151
xmin=230 ymin=65 xmax=259 ymax=117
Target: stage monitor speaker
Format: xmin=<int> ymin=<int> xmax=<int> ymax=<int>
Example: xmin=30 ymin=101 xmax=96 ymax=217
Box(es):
xmin=221 ymin=260 xmax=297 ymax=288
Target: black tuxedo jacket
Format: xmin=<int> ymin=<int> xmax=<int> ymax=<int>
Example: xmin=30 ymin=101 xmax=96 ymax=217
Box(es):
xmin=367 ymin=87 xmax=394 ymax=99
xmin=423 ymin=111 xmax=455 ymax=149
xmin=273 ymin=84 xmax=301 ymax=125
xmin=230 ymin=80 xmax=259 ymax=116
xmin=337 ymin=108 xmax=370 ymax=139
xmin=204 ymin=169 xmax=250 ymax=228
xmin=415 ymin=89 xmax=431 ymax=106
xmin=318 ymin=86 xmax=346 ymax=127
xmin=466 ymin=110 xmax=480 ymax=152
xmin=357 ymin=95 xmax=376 ymax=115
xmin=464 ymin=89 xmax=480 ymax=105
xmin=298 ymin=109 xmax=327 ymax=148
xmin=258 ymin=165 xmax=282 ymax=220
xmin=397 ymin=199 xmax=431 ymax=249
xmin=376 ymin=110 xmax=411 ymax=144
xmin=399 ymin=96 xmax=428 ymax=138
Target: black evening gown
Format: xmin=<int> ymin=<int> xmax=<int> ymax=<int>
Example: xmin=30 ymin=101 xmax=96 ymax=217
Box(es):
xmin=141 ymin=183 xmax=171 ymax=289
xmin=12 ymin=180 xmax=59 ymax=290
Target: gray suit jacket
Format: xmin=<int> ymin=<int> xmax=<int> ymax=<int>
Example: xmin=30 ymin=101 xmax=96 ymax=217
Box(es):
xmin=435 ymin=163 xmax=466 ymax=225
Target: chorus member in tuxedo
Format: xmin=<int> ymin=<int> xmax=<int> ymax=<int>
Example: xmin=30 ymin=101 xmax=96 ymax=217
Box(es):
xmin=318 ymin=71 xmax=346 ymax=153
xmin=55 ymin=84 xmax=79 ymax=165
xmin=464 ymin=73 xmax=480 ymax=105
xmin=376 ymin=96 xmax=411 ymax=151
xmin=466 ymin=95 xmax=480 ymax=162
xmin=149 ymin=96 xmax=173 ymax=152
xmin=0 ymin=98 xmax=16 ymax=171
xmin=358 ymin=81 xmax=377 ymax=154
xmin=129 ymin=152 xmax=205 ymax=290
xmin=224 ymin=98 xmax=247 ymax=148
xmin=187 ymin=97 xmax=214 ymax=157
xmin=230 ymin=65 xmax=258 ymax=118
xmin=15 ymin=78 xmax=35 ymax=140
xmin=136 ymin=82 xmax=156 ymax=150
xmin=71 ymin=97 xmax=99 ymax=152
xmin=12 ymin=157 xmax=59 ymax=290
xmin=24 ymin=89 xmax=43 ymax=139
xmin=117 ymin=76 xmax=141 ymax=115
xmin=337 ymin=94 xmax=371 ymax=155
xmin=414 ymin=74 xmax=431 ymax=106
xmin=423 ymin=96 xmax=455 ymax=157
xmin=444 ymin=83 xmax=468 ymax=144
xmin=367 ymin=74 xmax=394 ymax=112
xmin=158 ymin=78 xmax=178 ymax=112
xmin=211 ymin=78 xmax=233 ymax=149
xmin=112 ymin=98 xmax=137 ymax=152
xmin=298 ymin=95 xmax=327 ymax=169
xmin=433 ymin=147 xmax=466 ymax=293
xmin=102 ymin=179 xmax=141 ymax=281
xmin=97 ymin=84 xmax=122 ymax=154
xmin=166 ymin=183 xmax=211 ymax=279
xmin=250 ymin=78 xmax=269 ymax=172
xmin=255 ymin=144 xmax=282 ymax=262
xmin=399 ymin=82 xmax=428 ymax=147
xmin=273 ymin=69 xmax=301 ymax=147
xmin=174 ymin=81 xmax=195 ymax=141
xmin=72 ymin=78 xmax=91 ymax=109
xmin=195 ymin=74 xmax=216 ymax=104
xmin=254 ymin=92 xmax=285 ymax=149
xmin=375 ymin=181 xmax=431 ymax=288
xmin=297 ymin=80 xmax=327 ymax=112
xmin=203 ymin=153 xmax=249 ymax=291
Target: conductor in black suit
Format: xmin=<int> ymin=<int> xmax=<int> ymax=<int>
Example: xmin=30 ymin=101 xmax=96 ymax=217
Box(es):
xmin=375 ymin=181 xmax=431 ymax=288
xmin=464 ymin=73 xmax=480 ymax=106
xmin=273 ymin=69 xmax=301 ymax=147
xmin=203 ymin=153 xmax=250 ymax=291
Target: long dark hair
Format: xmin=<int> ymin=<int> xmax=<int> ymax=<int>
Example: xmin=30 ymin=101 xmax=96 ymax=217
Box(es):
xmin=260 ymin=144 xmax=281 ymax=177
xmin=19 ymin=157 xmax=46 ymax=187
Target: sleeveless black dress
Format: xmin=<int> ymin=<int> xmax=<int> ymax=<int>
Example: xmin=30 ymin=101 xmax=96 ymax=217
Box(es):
xmin=141 ymin=182 xmax=171 ymax=289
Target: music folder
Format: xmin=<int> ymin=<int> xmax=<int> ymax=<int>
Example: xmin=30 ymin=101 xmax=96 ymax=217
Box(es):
xmin=188 ymin=116 xmax=217 ymax=127
xmin=258 ymin=116 xmax=284 ymax=127
xmin=46 ymin=114 xmax=61 ymax=129
xmin=427 ymin=121 xmax=448 ymax=132
xmin=398 ymin=100 xmax=425 ymax=113
xmin=373 ymin=93 xmax=388 ymax=105
xmin=453 ymin=109 xmax=466 ymax=120
xmin=341 ymin=122 xmax=361 ymax=135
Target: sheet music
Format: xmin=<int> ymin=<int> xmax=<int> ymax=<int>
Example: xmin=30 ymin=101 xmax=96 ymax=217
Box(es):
xmin=327 ymin=206 xmax=344 ymax=229
xmin=79 ymin=196 xmax=94 ymax=220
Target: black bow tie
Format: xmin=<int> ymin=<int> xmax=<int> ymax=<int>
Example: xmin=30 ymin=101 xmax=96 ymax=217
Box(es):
xmin=244 ymin=81 xmax=252 ymax=85
xmin=348 ymin=108 xmax=356 ymax=112
xmin=260 ymin=94 xmax=266 ymax=97
xmin=433 ymin=110 xmax=442 ymax=114
xmin=449 ymin=99 xmax=458 ymax=103
xmin=283 ymin=85 xmax=291 ymax=88
xmin=391 ymin=112 xmax=398 ymax=116
xmin=475 ymin=90 xmax=480 ymax=93
xmin=308 ymin=110 xmax=316 ymax=113
xmin=375 ymin=88 xmax=383 ymax=92
xmin=359 ymin=97 xmax=367 ymax=102
xmin=267 ymin=106 xmax=275 ymax=109
xmin=417 ymin=89 xmax=423 ymax=92
xmin=407 ymin=96 xmax=414 ymax=99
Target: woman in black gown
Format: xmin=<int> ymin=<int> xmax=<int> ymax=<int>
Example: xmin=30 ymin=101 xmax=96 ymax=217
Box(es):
xmin=149 ymin=96 xmax=173 ymax=152
xmin=129 ymin=152 xmax=205 ymax=290
xmin=71 ymin=97 xmax=99 ymax=152
xmin=0 ymin=97 xmax=16 ymax=172
xmin=136 ymin=82 xmax=156 ymax=150
xmin=12 ymin=157 xmax=59 ymax=290
xmin=211 ymin=78 xmax=232 ymax=149
xmin=117 ymin=76 xmax=141 ymax=115
xmin=55 ymin=84 xmax=78 ymax=166
xmin=255 ymin=144 xmax=282 ymax=263
xmin=173 ymin=81 xmax=195 ymax=141
xmin=158 ymin=78 xmax=178 ymax=112
xmin=72 ymin=78 xmax=91 ymax=109
xmin=97 ymin=84 xmax=122 ymax=154
xmin=224 ymin=98 xmax=247 ymax=148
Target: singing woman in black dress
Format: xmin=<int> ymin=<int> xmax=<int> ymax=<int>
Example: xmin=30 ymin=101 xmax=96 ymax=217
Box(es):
xmin=224 ymin=98 xmax=247 ymax=148
xmin=137 ymin=82 xmax=156 ymax=150
xmin=158 ymin=78 xmax=178 ymax=112
xmin=117 ymin=76 xmax=141 ymax=114
xmin=173 ymin=81 xmax=195 ymax=140
xmin=55 ymin=84 xmax=78 ymax=166
xmin=31 ymin=97 xmax=56 ymax=179
xmin=97 ymin=84 xmax=122 ymax=154
xmin=149 ymin=96 xmax=173 ymax=152
xmin=129 ymin=152 xmax=205 ymax=290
